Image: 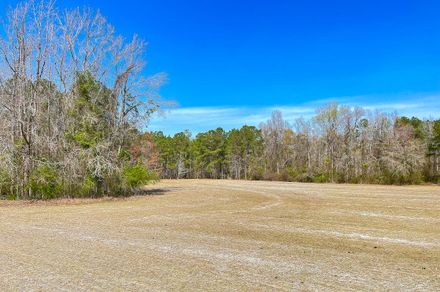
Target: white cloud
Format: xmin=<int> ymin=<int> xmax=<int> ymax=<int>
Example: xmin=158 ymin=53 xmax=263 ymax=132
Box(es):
xmin=148 ymin=93 xmax=440 ymax=135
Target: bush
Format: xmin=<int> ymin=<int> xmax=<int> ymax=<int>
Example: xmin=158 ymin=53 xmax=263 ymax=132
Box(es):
xmin=80 ymin=176 xmax=97 ymax=197
xmin=349 ymin=176 xmax=362 ymax=184
xmin=313 ymin=173 xmax=329 ymax=183
xmin=0 ymin=169 xmax=12 ymax=199
xmin=250 ymin=166 xmax=265 ymax=180
xmin=263 ymin=171 xmax=279 ymax=181
xmin=29 ymin=165 xmax=62 ymax=200
xmin=296 ymin=173 xmax=314 ymax=183
xmin=123 ymin=164 xmax=158 ymax=190
xmin=279 ymin=169 xmax=294 ymax=182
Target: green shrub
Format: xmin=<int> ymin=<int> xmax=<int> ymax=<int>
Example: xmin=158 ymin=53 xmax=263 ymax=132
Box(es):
xmin=285 ymin=167 xmax=298 ymax=181
xmin=296 ymin=173 xmax=314 ymax=183
xmin=0 ymin=169 xmax=12 ymax=199
xmin=123 ymin=164 xmax=158 ymax=189
xmin=6 ymin=193 xmax=17 ymax=200
xmin=29 ymin=165 xmax=62 ymax=200
xmin=349 ymin=176 xmax=362 ymax=184
xmin=251 ymin=166 xmax=265 ymax=180
xmin=118 ymin=148 xmax=131 ymax=161
xmin=81 ymin=176 xmax=97 ymax=197
xmin=313 ymin=173 xmax=329 ymax=183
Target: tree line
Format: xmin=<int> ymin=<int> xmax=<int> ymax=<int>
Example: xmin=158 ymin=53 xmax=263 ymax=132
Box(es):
xmin=0 ymin=1 xmax=163 ymax=200
xmin=150 ymin=104 xmax=440 ymax=185
xmin=1 ymin=1 xmax=438 ymax=201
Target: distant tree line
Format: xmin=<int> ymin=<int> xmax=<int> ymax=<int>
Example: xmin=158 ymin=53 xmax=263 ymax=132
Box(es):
xmin=0 ymin=1 xmax=163 ymax=200
xmin=150 ymin=104 xmax=440 ymax=184
xmin=1 ymin=2 xmax=438 ymax=201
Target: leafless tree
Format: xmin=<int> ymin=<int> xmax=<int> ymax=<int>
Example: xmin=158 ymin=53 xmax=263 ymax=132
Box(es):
xmin=0 ymin=0 xmax=164 ymax=199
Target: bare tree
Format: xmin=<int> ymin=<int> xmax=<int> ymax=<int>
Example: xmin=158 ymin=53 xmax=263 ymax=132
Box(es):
xmin=0 ymin=0 xmax=164 ymax=199
xmin=260 ymin=110 xmax=290 ymax=175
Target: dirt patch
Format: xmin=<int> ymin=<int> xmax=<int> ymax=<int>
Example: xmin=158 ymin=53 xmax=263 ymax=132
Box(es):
xmin=0 ymin=180 xmax=439 ymax=291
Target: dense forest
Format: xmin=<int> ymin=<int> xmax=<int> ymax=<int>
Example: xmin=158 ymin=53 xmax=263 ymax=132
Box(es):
xmin=149 ymin=105 xmax=440 ymax=185
xmin=0 ymin=1 xmax=163 ymax=199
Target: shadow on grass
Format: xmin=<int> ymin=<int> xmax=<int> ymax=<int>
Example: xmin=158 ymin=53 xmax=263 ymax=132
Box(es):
xmin=0 ymin=188 xmax=170 ymax=205
xmin=139 ymin=188 xmax=169 ymax=196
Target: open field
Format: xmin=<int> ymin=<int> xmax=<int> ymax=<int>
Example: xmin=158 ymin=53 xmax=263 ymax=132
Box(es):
xmin=1 ymin=180 xmax=439 ymax=291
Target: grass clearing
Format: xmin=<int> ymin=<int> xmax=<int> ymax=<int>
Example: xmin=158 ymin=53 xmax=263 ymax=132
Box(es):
xmin=1 ymin=180 xmax=439 ymax=291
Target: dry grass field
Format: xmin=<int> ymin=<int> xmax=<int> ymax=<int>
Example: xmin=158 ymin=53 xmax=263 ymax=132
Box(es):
xmin=0 ymin=180 xmax=439 ymax=291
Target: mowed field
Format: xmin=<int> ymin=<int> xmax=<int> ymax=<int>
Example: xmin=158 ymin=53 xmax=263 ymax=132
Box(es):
xmin=0 ymin=180 xmax=439 ymax=291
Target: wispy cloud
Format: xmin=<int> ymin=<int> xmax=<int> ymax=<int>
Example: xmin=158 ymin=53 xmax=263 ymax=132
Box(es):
xmin=148 ymin=93 xmax=440 ymax=135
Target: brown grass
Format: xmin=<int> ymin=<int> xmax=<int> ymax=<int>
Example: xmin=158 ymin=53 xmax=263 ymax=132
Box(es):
xmin=1 ymin=180 xmax=439 ymax=291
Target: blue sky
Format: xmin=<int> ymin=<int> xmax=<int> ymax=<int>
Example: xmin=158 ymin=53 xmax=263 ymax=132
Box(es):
xmin=1 ymin=0 xmax=440 ymax=134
